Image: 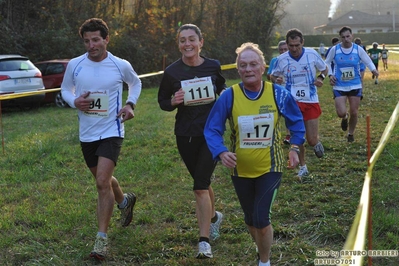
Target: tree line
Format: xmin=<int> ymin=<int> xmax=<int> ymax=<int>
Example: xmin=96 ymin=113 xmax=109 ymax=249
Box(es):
xmin=0 ymin=0 xmax=286 ymax=85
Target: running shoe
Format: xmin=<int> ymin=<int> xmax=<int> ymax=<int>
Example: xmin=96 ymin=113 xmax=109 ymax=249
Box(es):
xmin=313 ymin=142 xmax=324 ymax=158
xmin=347 ymin=134 xmax=355 ymax=143
xmin=119 ymin=192 xmax=137 ymax=227
xmin=341 ymin=113 xmax=348 ymax=131
xmin=196 ymin=241 xmax=213 ymax=259
xmin=283 ymin=135 xmax=291 ymax=145
xmin=90 ymin=235 xmax=108 ymax=260
xmin=297 ymin=165 xmax=309 ymax=179
xmin=210 ymin=211 xmax=223 ymax=241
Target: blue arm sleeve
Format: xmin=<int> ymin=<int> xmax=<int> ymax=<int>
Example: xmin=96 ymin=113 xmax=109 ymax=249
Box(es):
xmin=204 ymin=88 xmax=233 ymax=160
xmin=267 ymin=57 xmax=277 ymax=75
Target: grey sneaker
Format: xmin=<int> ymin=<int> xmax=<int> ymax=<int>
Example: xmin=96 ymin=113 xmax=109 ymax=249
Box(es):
xmin=210 ymin=211 xmax=223 ymax=241
xmin=313 ymin=142 xmax=324 ymax=158
xmin=297 ymin=165 xmax=309 ymax=178
xmin=90 ymin=235 xmax=108 ymax=260
xmin=347 ymin=134 xmax=355 ymax=143
xmin=196 ymin=241 xmax=213 ymax=259
xmin=119 ymin=192 xmax=137 ymax=227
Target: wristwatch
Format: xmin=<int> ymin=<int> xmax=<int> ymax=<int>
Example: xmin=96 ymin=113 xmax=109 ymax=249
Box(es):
xmin=126 ymin=102 xmax=135 ymax=110
xmin=290 ymin=145 xmax=300 ymax=154
xmin=318 ymin=73 xmax=326 ymax=80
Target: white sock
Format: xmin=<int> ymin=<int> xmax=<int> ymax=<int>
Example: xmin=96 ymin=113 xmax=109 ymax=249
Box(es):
xmin=118 ymin=196 xmax=128 ymax=209
xmin=258 ymin=260 xmax=270 ymax=266
xmin=97 ymin=232 xmax=107 ymax=238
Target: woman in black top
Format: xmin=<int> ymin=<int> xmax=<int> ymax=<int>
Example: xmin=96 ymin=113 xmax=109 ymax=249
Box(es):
xmin=158 ymin=23 xmax=226 ymax=259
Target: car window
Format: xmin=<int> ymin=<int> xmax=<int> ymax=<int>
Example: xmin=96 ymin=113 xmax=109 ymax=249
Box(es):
xmin=20 ymin=62 xmax=29 ymax=70
xmin=0 ymin=59 xmax=36 ymax=71
xmin=35 ymin=63 xmax=48 ymax=74
xmin=46 ymin=63 xmax=65 ymax=75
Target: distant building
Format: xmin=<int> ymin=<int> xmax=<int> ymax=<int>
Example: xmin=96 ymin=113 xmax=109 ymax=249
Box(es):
xmin=314 ymin=10 xmax=399 ymax=34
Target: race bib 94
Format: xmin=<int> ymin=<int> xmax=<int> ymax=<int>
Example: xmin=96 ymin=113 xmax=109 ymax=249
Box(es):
xmin=83 ymin=90 xmax=109 ymax=117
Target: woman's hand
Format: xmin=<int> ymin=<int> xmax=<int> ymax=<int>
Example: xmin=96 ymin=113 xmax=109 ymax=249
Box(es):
xmin=171 ymin=88 xmax=185 ymax=106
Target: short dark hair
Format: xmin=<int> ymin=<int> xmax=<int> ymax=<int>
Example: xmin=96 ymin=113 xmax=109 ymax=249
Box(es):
xmin=339 ymin=26 xmax=352 ymax=35
xmin=177 ymin=24 xmax=203 ymax=41
xmin=79 ymin=18 xmax=109 ymax=39
xmin=331 ymin=37 xmax=339 ymax=45
xmin=286 ymin=28 xmax=303 ymax=43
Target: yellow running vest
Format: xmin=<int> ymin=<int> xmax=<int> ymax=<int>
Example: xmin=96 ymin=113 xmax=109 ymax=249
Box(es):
xmin=230 ymin=82 xmax=285 ymax=177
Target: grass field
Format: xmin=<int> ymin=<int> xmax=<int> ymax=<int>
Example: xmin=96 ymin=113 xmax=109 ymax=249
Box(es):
xmin=0 ymin=53 xmax=398 ymax=266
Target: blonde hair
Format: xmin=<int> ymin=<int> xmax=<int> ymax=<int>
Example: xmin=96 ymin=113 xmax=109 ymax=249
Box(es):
xmin=235 ymin=42 xmax=266 ymax=67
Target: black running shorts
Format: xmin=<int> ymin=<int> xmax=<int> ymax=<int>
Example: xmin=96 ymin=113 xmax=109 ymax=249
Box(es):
xmin=80 ymin=137 xmax=123 ymax=168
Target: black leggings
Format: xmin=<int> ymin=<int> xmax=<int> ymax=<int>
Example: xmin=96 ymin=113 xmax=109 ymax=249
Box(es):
xmin=176 ymin=136 xmax=217 ymax=190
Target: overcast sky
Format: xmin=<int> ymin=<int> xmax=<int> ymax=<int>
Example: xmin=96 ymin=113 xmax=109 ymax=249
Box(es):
xmin=280 ymin=0 xmax=399 ymax=34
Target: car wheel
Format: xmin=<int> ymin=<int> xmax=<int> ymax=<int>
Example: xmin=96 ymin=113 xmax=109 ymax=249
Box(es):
xmin=55 ymin=92 xmax=69 ymax=108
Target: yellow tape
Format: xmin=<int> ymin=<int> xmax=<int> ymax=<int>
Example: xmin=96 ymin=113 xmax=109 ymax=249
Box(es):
xmin=138 ymin=70 xmax=164 ymax=78
xmin=137 ymin=64 xmax=238 ymax=77
xmin=341 ymin=101 xmax=399 ymax=266
xmin=0 ymin=63 xmax=247 ymax=101
xmin=221 ymin=63 xmax=237 ymax=70
xmin=0 ymin=89 xmax=49 ymax=100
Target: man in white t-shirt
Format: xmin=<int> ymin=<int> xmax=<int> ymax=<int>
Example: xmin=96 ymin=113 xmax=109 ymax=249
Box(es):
xmin=61 ymin=18 xmax=142 ymax=261
xmin=271 ymin=28 xmax=328 ymax=179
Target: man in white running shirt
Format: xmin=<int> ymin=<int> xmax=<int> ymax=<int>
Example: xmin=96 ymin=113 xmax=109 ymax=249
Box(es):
xmin=271 ymin=28 xmax=328 ymax=180
xmin=61 ymin=18 xmax=142 ymax=261
xmin=324 ymin=26 xmax=378 ymax=143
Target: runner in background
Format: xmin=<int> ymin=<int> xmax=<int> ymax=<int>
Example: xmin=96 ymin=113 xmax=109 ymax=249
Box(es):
xmin=266 ymin=40 xmax=290 ymax=145
xmin=381 ymin=43 xmax=389 ymax=71
xmin=325 ymin=26 xmax=379 ymax=143
xmin=354 ymin=37 xmax=367 ymax=88
xmin=367 ymin=42 xmax=382 ymax=84
xmin=319 ymin=42 xmax=326 ymax=58
xmin=271 ymin=28 xmax=328 ymax=179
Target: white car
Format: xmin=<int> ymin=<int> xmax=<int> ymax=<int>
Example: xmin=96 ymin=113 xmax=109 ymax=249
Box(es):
xmin=0 ymin=54 xmax=45 ymax=108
